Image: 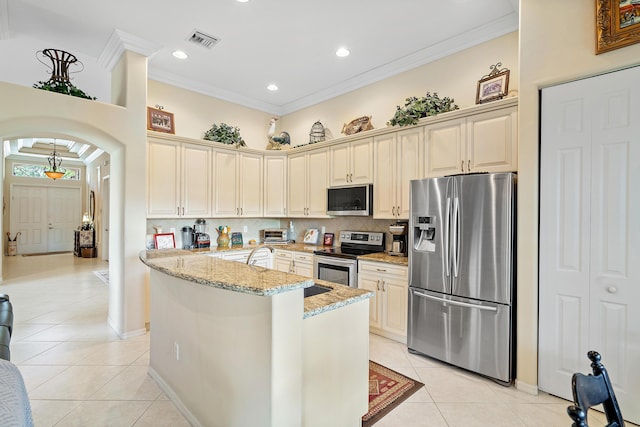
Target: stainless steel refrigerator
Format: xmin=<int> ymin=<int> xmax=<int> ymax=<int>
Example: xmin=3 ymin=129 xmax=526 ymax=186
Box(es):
xmin=408 ymin=172 xmax=515 ymax=383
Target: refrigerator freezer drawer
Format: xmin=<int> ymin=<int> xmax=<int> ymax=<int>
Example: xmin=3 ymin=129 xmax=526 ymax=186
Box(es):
xmin=407 ymin=288 xmax=513 ymax=383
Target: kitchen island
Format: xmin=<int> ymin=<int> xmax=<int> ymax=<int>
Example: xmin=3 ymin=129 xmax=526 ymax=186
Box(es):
xmin=139 ymin=249 xmax=372 ymax=427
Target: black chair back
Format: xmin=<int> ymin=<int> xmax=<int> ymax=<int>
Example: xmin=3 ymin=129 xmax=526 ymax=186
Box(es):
xmin=567 ymin=351 xmax=625 ymax=427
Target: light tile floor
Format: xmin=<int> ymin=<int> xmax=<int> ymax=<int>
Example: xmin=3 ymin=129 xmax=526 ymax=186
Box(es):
xmin=1 ymin=253 xmax=637 ymax=427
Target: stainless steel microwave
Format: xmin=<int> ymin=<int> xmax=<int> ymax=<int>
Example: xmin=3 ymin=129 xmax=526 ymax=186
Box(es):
xmin=327 ymin=184 xmax=373 ymax=216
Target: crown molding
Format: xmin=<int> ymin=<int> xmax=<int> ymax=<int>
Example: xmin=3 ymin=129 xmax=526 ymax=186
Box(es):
xmin=147 ymin=69 xmax=284 ymax=116
xmin=0 ymin=0 xmax=10 ymax=40
xmin=98 ymin=29 xmax=161 ymax=71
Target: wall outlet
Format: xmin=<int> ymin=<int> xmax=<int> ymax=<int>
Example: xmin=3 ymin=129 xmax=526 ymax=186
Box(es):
xmin=243 ymin=225 xmax=248 ymax=233
xmin=174 ymin=342 xmax=180 ymax=361
xmin=321 ymin=226 xmax=326 ymax=235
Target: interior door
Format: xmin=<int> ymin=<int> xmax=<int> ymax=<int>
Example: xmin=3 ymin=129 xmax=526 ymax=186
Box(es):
xmin=47 ymin=187 xmax=80 ymax=252
xmin=10 ymin=185 xmax=47 ymax=253
xmin=539 ymin=66 xmax=640 ymax=424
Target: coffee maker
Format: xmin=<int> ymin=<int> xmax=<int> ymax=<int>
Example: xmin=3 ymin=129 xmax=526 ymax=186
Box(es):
xmin=194 ymin=218 xmax=210 ymax=248
xmin=389 ymin=221 xmax=408 ymax=256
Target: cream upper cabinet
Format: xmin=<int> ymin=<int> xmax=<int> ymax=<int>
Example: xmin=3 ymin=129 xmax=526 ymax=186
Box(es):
xmin=424 ymin=101 xmax=518 ymax=177
xmin=288 ymin=148 xmax=328 ymax=218
xmin=328 ymin=138 xmax=373 ymax=186
xmin=373 ymin=128 xmax=423 ymax=219
xmin=358 ymin=261 xmax=408 ymax=343
xmin=263 ymin=154 xmax=287 ymax=217
xmin=147 ymin=138 xmax=211 ymax=218
xmin=212 ymin=149 xmax=263 ymax=217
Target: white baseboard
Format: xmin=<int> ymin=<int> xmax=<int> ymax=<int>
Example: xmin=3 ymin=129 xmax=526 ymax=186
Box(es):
xmin=515 ymin=379 xmax=539 ymax=395
xmin=148 ymin=367 xmax=202 ymax=427
xmin=107 ymin=317 xmax=146 ymax=340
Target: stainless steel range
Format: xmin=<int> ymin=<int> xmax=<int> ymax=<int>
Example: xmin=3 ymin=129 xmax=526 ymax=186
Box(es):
xmin=313 ymin=231 xmax=385 ymax=288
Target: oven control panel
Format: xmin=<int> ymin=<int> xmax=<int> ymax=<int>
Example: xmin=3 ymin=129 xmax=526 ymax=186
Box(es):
xmin=339 ymin=231 xmax=384 ymax=246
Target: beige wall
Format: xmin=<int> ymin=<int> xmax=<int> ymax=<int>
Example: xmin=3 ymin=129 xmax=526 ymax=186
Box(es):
xmin=280 ymin=32 xmax=519 ymax=146
xmin=147 ymin=80 xmax=275 ymax=150
xmin=517 ymin=0 xmax=640 ymax=389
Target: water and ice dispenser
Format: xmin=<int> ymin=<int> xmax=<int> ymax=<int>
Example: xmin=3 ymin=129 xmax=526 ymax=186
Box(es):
xmin=413 ymin=216 xmax=436 ymax=252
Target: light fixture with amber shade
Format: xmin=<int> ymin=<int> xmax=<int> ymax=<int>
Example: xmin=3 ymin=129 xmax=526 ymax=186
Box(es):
xmin=44 ymin=140 xmax=65 ymax=180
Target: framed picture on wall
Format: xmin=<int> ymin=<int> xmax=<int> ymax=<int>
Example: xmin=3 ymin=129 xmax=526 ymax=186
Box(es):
xmin=147 ymin=107 xmax=175 ymax=134
xmin=153 ymin=233 xmax=175 ymax=249
xmin=323 ymin=233 xmax=334 ymax=246
xmin=596 ymin=0 xmax=640 ymax=54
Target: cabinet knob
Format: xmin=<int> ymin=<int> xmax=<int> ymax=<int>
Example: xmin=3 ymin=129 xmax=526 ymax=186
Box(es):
xmin=382 ymin=280 xmax=386 ymax=292
xmin=376 ymin=280 xmax=381 ymax=291
xmin=468 ymin=160 xmax=471 ymax=172
xmin=461 ymin=160 xmax=464 ymax=172
xmin=607 ymin=286 xmax=618 ymax=294
xmin=376 ymin=268 xmax=387 ymax=272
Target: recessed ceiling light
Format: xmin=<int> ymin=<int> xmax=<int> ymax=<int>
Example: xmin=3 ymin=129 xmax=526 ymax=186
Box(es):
xmin=237 ymin=0 xmax=249 ymax=3
xmin=267 ymin=84 xmax=279 ymax=91
xmin=172 ymin=50 xmax=188 ymax=59
xmin=335 ymin=47 xmax=350 ymax=57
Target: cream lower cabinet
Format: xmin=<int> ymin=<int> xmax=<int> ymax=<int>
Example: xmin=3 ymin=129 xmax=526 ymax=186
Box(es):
xmin=213 ymin=149 xmax=263 ymax=217
xmin=216 ymin=249 xmax=272 ymax=268
xmin=147 ymin=138 xmax=211 ymax=218
xmin=358 ymin=261 xmax=408 ymax=343
xmin=288 ymin=148 xmax=328 ymax=217
xmin=263 ymin=154 xmax=287 ymax=217
xmin=373 ymin=128 xmax=423 ymax=219
xmin=273 ymin=249 xmax=313 ymax=278
xmin=329 ymin=138 xmax=373 ymax=186
xmin=424 ymin=99 xmax=518 ymax=177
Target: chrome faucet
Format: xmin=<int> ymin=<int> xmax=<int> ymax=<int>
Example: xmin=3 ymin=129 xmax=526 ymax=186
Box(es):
xmin=246 ymin=245 xmax=275 ymax=265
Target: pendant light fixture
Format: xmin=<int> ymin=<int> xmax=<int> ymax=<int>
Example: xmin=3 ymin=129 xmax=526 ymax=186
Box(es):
xmin=44 ymin=139 xmax=65 ymax=180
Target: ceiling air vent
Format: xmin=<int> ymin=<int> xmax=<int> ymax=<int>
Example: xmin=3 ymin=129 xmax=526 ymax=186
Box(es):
xmin=187 ymin=30 xmax=220 ymax=49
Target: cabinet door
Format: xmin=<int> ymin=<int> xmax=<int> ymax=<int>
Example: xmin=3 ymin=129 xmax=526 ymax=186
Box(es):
xmin=274 ymin=250 xmax=293 ymax=273
xmin=239 ymin=153 xmax=263 ymax=217
xmin=264 ymin=155 xmax=287 ymax=217
xmin=358 ymin=274 xmax=382 ymax=329
xmin=373 ymin=134 xmax=397 ymax=219
xmin=466 ymin=107 xmax=517 ymax=173
xmin=181 ymin=143 xmax=211 ymax=217
xmin=306 ymin=149 xmax=328 ymax=217
xmin=396 ymin=128 xmax=423 ymax=219
xmin=350 ymin=138 xmax=374 ymax=184
xmin=329 ymin=144 xmax=350 ymax=186
xmin=147 ymin=139 xmax=181 ymax=217
xmin=288 ymin=153 xmax=307 ymax=217
xmin=382 ymin=276 xmax=408 ymax=337
xmin=424 ymin=118 xmax=465 ymax=177
xmin=212 ymin=150 xmax=239 ymax=217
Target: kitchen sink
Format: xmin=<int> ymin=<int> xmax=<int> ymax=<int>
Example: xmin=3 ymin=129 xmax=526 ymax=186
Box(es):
xmin=304 ymin=284 xmax=332 ymax=298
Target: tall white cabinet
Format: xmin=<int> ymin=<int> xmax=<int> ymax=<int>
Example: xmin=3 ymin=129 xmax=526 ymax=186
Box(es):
xmin=212 ymin=149 xmax=263 ymax=217
xmin=288 ymin=148 xmax=328 ymax=217
xmin=539 ymin=66 xmax=640 ymax=424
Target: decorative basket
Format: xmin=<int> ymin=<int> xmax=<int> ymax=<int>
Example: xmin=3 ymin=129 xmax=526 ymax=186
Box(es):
xmin=341 ymin=116 xmax=373 ymax=135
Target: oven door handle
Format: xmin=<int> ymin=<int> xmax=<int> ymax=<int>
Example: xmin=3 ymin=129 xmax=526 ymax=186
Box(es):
xmin=314 ymin=256 xmax=357 ymax=268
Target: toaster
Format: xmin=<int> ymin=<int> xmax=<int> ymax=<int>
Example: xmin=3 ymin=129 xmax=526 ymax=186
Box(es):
xmin=260 ymin=229 xmax=288 ymax=243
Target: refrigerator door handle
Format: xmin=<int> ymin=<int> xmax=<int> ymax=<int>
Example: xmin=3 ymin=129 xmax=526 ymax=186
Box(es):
xmin=412 ymin=290 xmax=498 ymax=312
xmin=445 ymin=197 xmax=451 ymax=277
xmin=452 ymin=197 xmax=460 ymax=277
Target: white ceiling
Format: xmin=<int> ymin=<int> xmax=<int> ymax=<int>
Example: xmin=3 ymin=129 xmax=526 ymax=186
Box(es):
xmin=3 ymin=0 xmax=519 ymax=116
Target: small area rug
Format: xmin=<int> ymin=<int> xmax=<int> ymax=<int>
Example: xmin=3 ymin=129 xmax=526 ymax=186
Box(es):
xmin=363 ymin=361 xmax=424 ymax=427
xmin=93 ymin=270 xmax=109 ymax=285
xmin=21 ymin=251 xmax=71 ymax=257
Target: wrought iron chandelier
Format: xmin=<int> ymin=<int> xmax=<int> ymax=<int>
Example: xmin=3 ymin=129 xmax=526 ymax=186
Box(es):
xmin=44 ymin=140 xmax=65 ymax=180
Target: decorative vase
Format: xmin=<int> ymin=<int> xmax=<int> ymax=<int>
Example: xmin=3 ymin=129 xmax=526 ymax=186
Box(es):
xmin=216 ymin=226 xmax=230 ymax=247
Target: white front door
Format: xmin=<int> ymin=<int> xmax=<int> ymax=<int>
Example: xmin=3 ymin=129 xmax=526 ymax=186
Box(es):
xmin=47 ymin=187 xmax=81 ymax=252
xmin=10 ymin=185 xmax=47 ymax=253
xmin=10 ymin=185 xmax=81 ymax=254
xmin=539 ymin=66 xmax=640 ymax=424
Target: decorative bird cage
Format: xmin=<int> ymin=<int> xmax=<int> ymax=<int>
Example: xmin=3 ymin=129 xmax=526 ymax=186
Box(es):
xmin=309 ymin=121 xmax=326 ymax=144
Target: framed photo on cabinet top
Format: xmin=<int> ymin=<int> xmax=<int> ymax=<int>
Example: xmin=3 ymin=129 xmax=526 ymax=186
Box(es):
xmin=476 ymin=68 xmax=510 ymax=104
xmin=147 ymin=107 xmax=175 ymax=134
xmin=153 ymin=233 xmax=175 ymax=249
xmin=596 ymin=0 xmax=640 ymax=54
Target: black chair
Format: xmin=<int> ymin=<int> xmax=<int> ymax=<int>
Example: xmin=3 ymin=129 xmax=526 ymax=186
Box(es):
xmin=567 ymin=351 xmax=625 ymax=427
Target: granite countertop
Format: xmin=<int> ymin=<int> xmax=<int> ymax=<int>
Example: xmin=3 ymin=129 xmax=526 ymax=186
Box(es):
xmin=140 ymin=249 xmax=312 ymax=296
xmin=192 ymin=242 xmax=321 ymax=255
xmin=139 ymin=249 xmax=373 ymax=317
xmin=357 ymin=252 xmax=408 ymax=266
xmin=303 ymin=280 xmax=372 ymax=319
